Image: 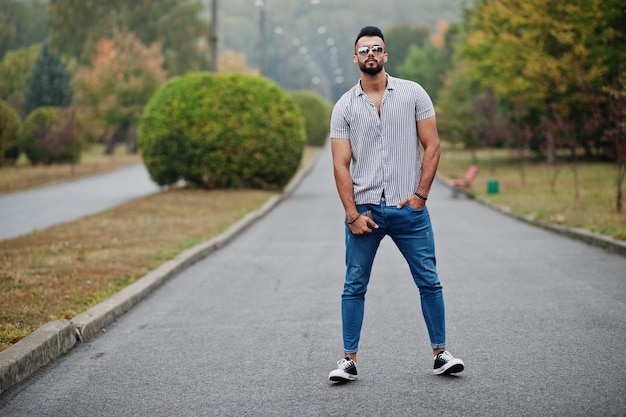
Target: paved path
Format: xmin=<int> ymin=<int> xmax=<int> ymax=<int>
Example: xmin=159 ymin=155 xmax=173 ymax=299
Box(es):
xmin=0 ymin=164 xmax=160 ymax=240
xmin=1 ymin=146 xmax=625 ymax=416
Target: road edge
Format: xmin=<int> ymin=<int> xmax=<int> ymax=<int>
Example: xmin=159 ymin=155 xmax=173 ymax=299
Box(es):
xmin=437 ymin=176 xmax=626 ymax=256
xmin=0 ymin=149 xmax=322 ymax=395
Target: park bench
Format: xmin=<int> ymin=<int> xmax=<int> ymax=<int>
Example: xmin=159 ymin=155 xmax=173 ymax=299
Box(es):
xmin=449 ymin=165 xmax=479 ymax=197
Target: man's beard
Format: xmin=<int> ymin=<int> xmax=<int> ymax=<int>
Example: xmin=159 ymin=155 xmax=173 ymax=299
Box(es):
xmin=359 ymin=59 xmax=384 ymax=75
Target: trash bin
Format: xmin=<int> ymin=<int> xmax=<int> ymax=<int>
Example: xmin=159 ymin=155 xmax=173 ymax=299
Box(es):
xmin=487 ymin=180 xmax=499 ymax=194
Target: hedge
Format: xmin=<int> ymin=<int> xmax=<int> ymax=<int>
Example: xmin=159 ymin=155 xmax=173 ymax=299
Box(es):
xmin=139 ymin=72 xmax=306 ymax=189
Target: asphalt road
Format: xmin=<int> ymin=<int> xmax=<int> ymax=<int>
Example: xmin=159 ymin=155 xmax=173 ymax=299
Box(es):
xmin=1 ymin=146 xmax=625 ymax=416
xmin=0 ymin=164 xmax=160 ymax=240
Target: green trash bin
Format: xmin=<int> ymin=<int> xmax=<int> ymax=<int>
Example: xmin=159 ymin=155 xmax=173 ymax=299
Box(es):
xmin=487 ymin=180 xmax=499 ymax=194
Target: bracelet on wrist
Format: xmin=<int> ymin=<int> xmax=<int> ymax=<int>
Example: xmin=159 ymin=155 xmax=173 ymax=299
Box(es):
xmin=347 ymin=214 xmax=361 ymax=224
xmin=414 ymin=192 xmax=428 ymax=201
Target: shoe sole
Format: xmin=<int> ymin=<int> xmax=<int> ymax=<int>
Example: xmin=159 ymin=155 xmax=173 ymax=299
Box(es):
xmin=433 ymin=361 xmax=464 ymax=375
xmin=329 ymin=374 xmax=357 ymax=382
xmin=329 ymin=371 xmax=357 ymax=382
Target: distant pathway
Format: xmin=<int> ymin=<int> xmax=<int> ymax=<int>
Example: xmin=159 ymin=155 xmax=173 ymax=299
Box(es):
xmin=0 ymin=164 xmax=160 ymax=240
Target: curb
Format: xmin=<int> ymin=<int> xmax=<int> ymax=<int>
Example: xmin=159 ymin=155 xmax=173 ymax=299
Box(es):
xmin=0 ymin=150 xmax=321 ymax=395
xmin=438 ymin=176 xmax=626 ymax=257
xmin=0 ymin=321 xmax=76 ymax=393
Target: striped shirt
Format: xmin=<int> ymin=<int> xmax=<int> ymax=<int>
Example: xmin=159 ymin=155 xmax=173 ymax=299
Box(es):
xmin=330 ymin=74 xmax=436 ymax=206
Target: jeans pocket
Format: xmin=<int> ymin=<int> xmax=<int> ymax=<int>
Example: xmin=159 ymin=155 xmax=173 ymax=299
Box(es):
xmin=405 ymin=204 xmax=426 ymax=213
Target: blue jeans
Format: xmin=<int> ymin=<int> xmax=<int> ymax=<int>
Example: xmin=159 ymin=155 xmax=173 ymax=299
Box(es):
xmin=342 ymin=198 xmax=446 ymax=353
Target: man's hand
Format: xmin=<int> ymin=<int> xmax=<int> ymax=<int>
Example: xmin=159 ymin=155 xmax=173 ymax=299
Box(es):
xmin=396 ymin=195 xmax=425 ymax=210
xmin=348 ymin=215 xmax=378 ymax=235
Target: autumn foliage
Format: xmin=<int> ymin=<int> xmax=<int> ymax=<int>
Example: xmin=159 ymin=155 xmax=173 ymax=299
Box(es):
xmin=72 ymin=30 xmax=167 ymax=150
xmin=429 ymin=0 xmax=626 ymax=210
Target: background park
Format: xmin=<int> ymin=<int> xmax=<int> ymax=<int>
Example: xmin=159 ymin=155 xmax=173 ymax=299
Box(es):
xmin=0 ymin=0 xmax=624 ymax=356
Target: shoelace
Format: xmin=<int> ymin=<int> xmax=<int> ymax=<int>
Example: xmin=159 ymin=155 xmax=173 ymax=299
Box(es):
xmin=438 ymin=351 xmax=453 ymax=361
xmin=337 ymin=358 xmax=353 ymax=369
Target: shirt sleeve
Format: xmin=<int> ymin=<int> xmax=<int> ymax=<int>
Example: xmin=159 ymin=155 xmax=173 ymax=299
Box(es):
xmin=330 ymin=97 xmax=351 ymax=139
xmin=414 ymin=83 xmax=436 ymax=121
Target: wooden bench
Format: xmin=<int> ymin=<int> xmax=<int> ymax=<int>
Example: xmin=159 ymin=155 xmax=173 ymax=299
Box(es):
xmin=449 ymin=165 xmax=479 ymax=197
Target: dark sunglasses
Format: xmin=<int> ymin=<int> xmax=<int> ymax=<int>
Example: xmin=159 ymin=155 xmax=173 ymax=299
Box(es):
xmin=356 ymin=45 xmax=384 ymax=56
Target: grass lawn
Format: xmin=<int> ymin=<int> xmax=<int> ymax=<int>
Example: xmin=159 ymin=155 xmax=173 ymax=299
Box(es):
xmin=438 ymin=147 xmax=626 ymax=240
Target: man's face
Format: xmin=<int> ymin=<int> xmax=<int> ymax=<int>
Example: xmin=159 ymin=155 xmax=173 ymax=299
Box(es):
xmin=354 ymin=36 xmax=387 ymax=75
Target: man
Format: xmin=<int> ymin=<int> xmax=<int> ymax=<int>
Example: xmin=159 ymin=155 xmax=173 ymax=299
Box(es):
xmin=328 ymin=26 xmax=464 ymax=382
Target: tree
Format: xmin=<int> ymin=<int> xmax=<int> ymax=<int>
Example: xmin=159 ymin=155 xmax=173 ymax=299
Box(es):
xmin=437 ymin=57 xmax=484 ymax=154
xmin=468 ymin=87 xmax=509 ymax=173
xmin=72 ymin=30 xmax=167 ymax=152
xmin=398 ymin=21 xmax=462 ymax=102
xmin=444 ymin=0 xmax=626 ymax=211
xmin=0 ymin=99 xmax=21 ymax=166
xmin=435 ymin=20 xmax=488 ymax=154
xmin=398 ymin=43 xmax=446 ymax=102
xmin=503 ymin=102 xmax=536 ymax=187
xmin=603 ymin=73 xmax=626 ymax=212
xmin=217 ymin=50 xmax=257 ymax=75
xmin=0 ymin=0 xmax=49 ymax=61
xmin=0 ymin=43 xmax=41 ymax=114
xmin=22 ymin=44 xmax=73 ymax=118
xmin=461 ymin=0 xmax=624 ymax=163
xmin=49 ymin=0 xmax=208 ymax=76
xmin=543 ymin=110 xmax=581 ymax=199
xmin=383 ymin=23 xmax=430 ymax=77
xmin=153 ymin=0 xmax=210 ymax=75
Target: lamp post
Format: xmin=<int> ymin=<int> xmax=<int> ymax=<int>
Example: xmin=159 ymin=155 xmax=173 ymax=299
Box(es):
xmin=209 ymin=0 xmax=218 ymax=72
xmin=255 ymin=0 xmax=266 ymax=76
xmin=274 ymin=26 xmax=294 ymax=89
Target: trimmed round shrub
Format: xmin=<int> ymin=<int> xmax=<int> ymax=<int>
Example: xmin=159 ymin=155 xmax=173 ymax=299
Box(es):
xmin=138 ymin=72 xmax=306 ymax=189
xmin=20 ymin=107 xmax=82 ymax=165
xmin=0 ymin=99 xmax=21 ymax=166
xmin=290 ymin=90 xmax=332 ymax=147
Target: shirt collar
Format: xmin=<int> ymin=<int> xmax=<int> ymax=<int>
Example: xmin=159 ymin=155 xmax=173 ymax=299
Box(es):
xmin=356 ymin=73 xmax=395 ymax=96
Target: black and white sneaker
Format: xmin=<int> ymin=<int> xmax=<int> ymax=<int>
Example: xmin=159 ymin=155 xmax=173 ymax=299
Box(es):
xmin=433 ymin=350 xmax=465 ymax=375
xmin=328 ymin=357 xmax=358 ymax=382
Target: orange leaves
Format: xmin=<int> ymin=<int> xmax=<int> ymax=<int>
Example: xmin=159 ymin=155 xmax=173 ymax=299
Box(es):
xmin=95 ymin=38 xmax=116 ymax=64
xmin=71 ymin=29 xmax=167 ymax=142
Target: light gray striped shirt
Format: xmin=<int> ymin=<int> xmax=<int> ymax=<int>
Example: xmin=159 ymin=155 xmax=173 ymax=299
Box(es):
xmin=330 ymin=74 xmax=436 ymax=206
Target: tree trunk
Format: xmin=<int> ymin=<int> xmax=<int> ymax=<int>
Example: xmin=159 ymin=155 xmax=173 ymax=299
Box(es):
xmin=617 ymin=163 xmax=625 ymax=213
xmin=545 ymin=130 xmax=556 ymax=165
xmin=570 ymin=145 xmax=579 ymax=201
xmin=518 ymin=147 xmax=526 ymax=186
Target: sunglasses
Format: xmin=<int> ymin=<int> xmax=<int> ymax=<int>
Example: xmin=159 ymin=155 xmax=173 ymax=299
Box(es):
xmin=356 ymin=45 xmax=384 ymax=56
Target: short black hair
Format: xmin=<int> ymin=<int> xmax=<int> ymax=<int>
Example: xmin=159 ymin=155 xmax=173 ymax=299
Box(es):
xmin=355 ymin=26 xmax=385 ymax=47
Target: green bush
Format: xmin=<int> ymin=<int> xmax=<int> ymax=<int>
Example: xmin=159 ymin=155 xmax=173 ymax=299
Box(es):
xmin=0 ymin=99 xmax=21 ymax=166
xmin=139 ymin=72 xmax=306 ymax=189
xmin=20 ymin=107 xmax=82 ymax=165
xmin=290 ymin=90 xmax=332 ymax=147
